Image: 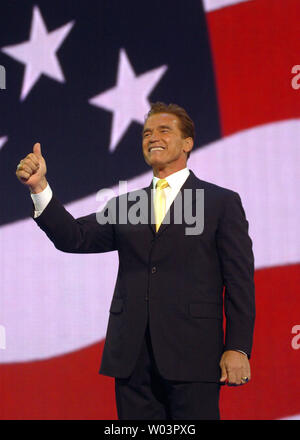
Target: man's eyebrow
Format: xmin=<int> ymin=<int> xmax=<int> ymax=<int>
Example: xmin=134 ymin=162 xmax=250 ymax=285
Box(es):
xmin=158 ymin=124 xmax=172 ymax=130
xmin=143 ymin=124 xmax=172 ymax=134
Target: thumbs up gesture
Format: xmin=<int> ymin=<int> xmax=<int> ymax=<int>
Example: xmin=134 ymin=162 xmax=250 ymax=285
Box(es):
xmin=16 ymin=143 xmax=48 ymax=193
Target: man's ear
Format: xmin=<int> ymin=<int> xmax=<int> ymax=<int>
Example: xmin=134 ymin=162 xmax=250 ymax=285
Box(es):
xmin=183 ymin=137 xmax=193 ymax=154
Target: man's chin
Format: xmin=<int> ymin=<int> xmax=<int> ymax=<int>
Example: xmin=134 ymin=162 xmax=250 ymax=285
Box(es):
xmin=146 ymin=157 xmax=166 ymax=168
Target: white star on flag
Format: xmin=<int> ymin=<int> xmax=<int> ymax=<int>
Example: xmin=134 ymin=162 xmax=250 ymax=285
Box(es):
xmin=0 ymin=136 xmax=8 ymax=150
xmin=89 ymin=48 xmax=167 ymax=153
xmin=1 ymin=6 xmax=74 ymax=100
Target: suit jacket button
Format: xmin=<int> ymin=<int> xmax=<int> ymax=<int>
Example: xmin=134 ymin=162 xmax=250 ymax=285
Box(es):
xmin=151 ymin=266 xmax=157 ymax=274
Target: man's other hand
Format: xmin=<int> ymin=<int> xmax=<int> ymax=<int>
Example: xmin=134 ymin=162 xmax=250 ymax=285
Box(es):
xmin=219 ymin=350 xmax=251 ymax=386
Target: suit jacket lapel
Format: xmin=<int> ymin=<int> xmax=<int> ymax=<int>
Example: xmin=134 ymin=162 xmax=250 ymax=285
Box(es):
xmin=139 ymin=183 xmax=156 ymax=236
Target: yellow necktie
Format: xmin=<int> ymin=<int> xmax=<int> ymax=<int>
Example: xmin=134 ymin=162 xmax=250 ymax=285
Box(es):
xmin=154 ymin=179 xmax=169 ymax=232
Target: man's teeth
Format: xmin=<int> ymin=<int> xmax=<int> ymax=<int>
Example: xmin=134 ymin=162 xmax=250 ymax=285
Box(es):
xmin=150 ymin=147 xmax=164 ymax=151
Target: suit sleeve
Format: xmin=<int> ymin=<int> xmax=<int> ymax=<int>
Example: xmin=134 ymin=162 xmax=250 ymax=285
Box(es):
xmin=216 ymin=191 xmax=255 ymax=358
xmin=32 ymin=194 xmax=117 ymax=254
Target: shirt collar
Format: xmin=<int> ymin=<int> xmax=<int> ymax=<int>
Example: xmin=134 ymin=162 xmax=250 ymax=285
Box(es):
xmin=152 ymin=167 xmax=190 ymax=190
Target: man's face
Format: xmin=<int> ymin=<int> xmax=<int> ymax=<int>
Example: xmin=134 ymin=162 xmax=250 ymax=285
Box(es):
xmin=142 ymin=113 xmax=192 ymax=173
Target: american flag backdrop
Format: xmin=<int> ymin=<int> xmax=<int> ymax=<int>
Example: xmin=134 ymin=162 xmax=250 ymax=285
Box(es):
xmin=0 ymin=0 xmax=300 ymax=420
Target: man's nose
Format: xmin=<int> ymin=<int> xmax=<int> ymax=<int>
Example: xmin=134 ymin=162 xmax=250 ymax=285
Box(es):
xmin=149 ymin=131 xmax=160 ymax=142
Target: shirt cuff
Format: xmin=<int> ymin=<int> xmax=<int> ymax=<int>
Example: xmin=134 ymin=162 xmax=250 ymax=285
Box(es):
xmin=30 ymin=183 xmax=53 ymax=218
xmin=234 ymin=350 xmax=248 ymax=357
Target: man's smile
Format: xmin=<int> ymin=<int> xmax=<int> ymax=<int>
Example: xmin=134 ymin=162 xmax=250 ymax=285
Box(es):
xmin=148 ymin=146 xmax=166 ymax=152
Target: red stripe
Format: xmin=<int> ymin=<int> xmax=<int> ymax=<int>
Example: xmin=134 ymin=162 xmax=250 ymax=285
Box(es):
xmin=206 ymin=0 xmax=300 ymax=136
xmin=0 ymin=341 xmax=117 ymax=420
xmin=221 ymin=264 xmax=300 ymax=420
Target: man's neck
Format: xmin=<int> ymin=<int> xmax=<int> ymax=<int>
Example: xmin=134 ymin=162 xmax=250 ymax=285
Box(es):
xmin=153 ymin=164 xmax=187 ymax=179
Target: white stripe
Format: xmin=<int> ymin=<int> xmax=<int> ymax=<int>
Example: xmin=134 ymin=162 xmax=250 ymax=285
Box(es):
xmin=0 ymin=119 xmax=299 ymax=362
xmin=203 ymin=0 xmax=252 ymax=12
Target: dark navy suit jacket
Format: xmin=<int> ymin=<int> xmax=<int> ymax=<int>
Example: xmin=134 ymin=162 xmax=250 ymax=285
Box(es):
xmin=33 ymin=170 xmax=255 ymax=382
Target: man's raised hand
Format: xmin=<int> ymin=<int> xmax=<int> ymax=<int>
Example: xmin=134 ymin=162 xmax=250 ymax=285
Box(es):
xmin=16 ymin=143 xmax=48 ymax=193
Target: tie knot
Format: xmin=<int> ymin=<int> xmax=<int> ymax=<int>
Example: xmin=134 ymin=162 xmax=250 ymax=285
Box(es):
xmin=156 ymin=179 xmax=169 ymax=190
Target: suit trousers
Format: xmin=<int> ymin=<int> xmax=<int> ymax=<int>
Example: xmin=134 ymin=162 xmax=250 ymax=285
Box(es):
xmin=115 ymin=323 xmax=220 ymax=420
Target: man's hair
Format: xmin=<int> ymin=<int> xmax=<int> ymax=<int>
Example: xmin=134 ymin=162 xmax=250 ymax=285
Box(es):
xmin=144 ymin=102 xmax=195 ymax=159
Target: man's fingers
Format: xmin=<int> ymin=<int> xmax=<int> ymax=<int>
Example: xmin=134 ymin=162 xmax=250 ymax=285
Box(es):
xmin=18 ymin=170 xmax=31 ymax=181
xmin=240 ymin=370 xmax=251 ymax=385
xmin=228 ymin=369 xmax=251 ymax=386
xmin=18 ymin=156 xmax=39 ymax=173
xmin=227 ymin=370 xmax=239 ymax=385
xmin=27 ymin=156 xmax=40 ymax=171
xmin=27 ymin=152 xmax=40 ymax=166
xmin=25 ymin=159 xmax=39 ymax=171
xmin=18 ymin=161 xmax=37 ymax=175
xmin=223 ymin=366 xmax=248 ymax=385
xmin=240 ymin=363 xmax=251 ymax=384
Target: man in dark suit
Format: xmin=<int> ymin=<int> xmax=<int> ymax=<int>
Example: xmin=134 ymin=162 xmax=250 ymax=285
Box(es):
xmin=16 ymin=102 xmax=255 ymax=420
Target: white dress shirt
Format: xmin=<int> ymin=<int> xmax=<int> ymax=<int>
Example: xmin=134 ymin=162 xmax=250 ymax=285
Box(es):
xmin=31 ymin=183 xmax=53 ymax=218
xmin=152 ymin=167 xmax=190 ymax=214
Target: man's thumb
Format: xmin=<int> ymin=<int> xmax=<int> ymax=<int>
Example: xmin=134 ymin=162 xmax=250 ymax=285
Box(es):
xmin=33 ymin=142 xmax=42 ymax=157
xmin=220 ymin=365 xmax=227 ymax=382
